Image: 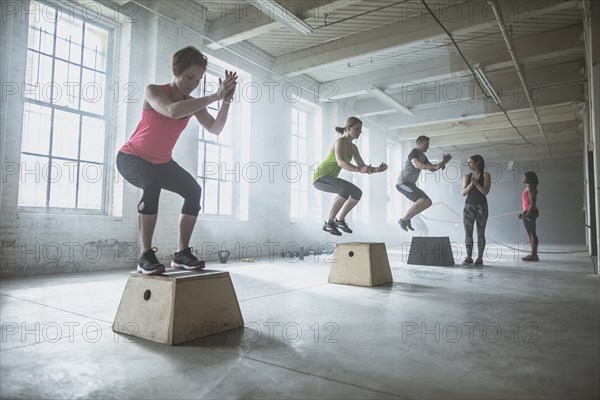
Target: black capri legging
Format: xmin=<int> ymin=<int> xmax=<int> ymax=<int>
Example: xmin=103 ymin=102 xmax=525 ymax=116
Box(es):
xmin=313 ymin=176 xmax=362 ymax=200
xmin=116 ymin=152 xmax=201 ymax=216
xmin=523 ymin=208 xmax=539 ymax=253
xmin=463 ymin=203 xmax=488 ymax=258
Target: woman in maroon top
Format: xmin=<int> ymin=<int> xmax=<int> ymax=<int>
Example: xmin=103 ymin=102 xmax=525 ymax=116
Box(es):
xmin=461 ymin=155 xmax=491 ymax=266
xmin=117 ymin=46 xmax=237 ymax=275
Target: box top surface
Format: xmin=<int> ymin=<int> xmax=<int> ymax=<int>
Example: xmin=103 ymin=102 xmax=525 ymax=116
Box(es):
xmin=129 ymin=269 xmax=229 ymax=282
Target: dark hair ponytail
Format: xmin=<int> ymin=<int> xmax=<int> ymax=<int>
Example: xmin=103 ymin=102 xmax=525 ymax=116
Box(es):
xmin=524 ymin=171 xmax=539 ymax=185
xmin=335 ymin=116 xmax=362 ymax=135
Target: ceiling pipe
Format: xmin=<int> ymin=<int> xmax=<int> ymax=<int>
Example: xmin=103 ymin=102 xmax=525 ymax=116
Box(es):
xmin=488 ymin=0 xmax=549 ymax=146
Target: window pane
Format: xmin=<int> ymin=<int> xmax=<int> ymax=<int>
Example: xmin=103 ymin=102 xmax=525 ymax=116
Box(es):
xmin=220 ymin=181 xmax=233 ymax=215
xmin=219 ymin=118 xmax=232 ymax=145
xmin=80 ymin=69 xmax=105 ymax=115
xmin=203 ymin=179 xmax=218 ymax=214
xmin=53 ymin=59 xmax=81 ymax=108
xmin=80 ymin=116 xmax=105 ymax=162
xmin=83 ymin=25 xmax=108 ymax=71
xmin=48 ymin=159 xmax=78 ymax=208
xmin=55 ymin=18 xmax=83 ymax=63
xmin=290 ymin=189 xmax=299 ymax=219
xmin=21 ymin=103 xmax=51 ymax=155
xmin=52 ymin=110 xmax=80 ymax=159
xmin=78 ymin=162 xmax=103 ymax=209
xmin=25 ymin=51 xmax=54 ymax=102
xmin=221 ymin=147 xmax=233 ymax=181
xmin=18 ymin=154 xmax=48 ymax=207
xmin=205 ymin=143 xmax=219 ymax=164
xmin=299 ymin=189 xmax=309 ymax=219
xmin=298 ymin=137 xmax=307 ymax=161
xmin=28 ymin=8 xmax=55 ymax=54
xmin=291 ymin=136 xmax=298 ymax=160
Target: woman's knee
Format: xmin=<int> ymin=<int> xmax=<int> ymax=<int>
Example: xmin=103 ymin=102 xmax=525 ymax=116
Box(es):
xmin=421 ymin=197 xmax=432 ymax=208
xmin=350 ymin=188 xmax=363 ymax=201
xmin=182 ymin=183 xmax=202 ymax=216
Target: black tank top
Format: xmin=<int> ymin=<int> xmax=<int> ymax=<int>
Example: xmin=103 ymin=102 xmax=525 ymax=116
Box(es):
xmin=466 ymin=173 xmax=487 ymax=205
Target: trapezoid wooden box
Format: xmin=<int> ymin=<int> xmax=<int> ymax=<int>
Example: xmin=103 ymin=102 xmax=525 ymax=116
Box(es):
xmin=113 ymin=269 xmax=243 ymax=345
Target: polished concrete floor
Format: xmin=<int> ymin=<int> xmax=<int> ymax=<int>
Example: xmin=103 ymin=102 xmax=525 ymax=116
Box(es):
xmin=1 ymin=244 xmax=598 ymax=399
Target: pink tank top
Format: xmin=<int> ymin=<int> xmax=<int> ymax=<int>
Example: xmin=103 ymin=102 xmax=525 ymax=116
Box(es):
xmin=119 ymin=85 xmax=192 ymax=164
xmin=522 ymin=188 xmax=537 ymax=211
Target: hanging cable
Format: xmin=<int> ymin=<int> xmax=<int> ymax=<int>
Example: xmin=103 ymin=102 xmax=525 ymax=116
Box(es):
xmin=420 ymin=0 xmax=534 ymax=146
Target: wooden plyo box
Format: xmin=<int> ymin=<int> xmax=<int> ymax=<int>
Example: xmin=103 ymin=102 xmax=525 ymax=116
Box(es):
xmin=328 ymin=242 xmax=393 ymax=287
xmin=112 ymin=269 xmax=243 ymax=345
xmin=406 ymin=236 xmax=455 ymax=266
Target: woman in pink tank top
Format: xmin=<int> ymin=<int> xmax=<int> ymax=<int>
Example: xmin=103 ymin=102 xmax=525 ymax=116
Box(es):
xmin=116 ymin=46 xmax=238 ymax=275
xmin=520 ymin=171 xmax=539 ymax=261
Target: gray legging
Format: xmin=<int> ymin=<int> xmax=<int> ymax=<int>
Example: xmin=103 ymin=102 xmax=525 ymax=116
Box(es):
xmin=463 ymin=203 xmax=488 ymax=258
xmin=313 ymin=176 xmax=363 ymax=200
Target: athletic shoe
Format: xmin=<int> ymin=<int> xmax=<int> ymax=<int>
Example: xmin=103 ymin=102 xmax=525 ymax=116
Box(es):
xmin=398 ymin=218 xmax=409 ymax=231
xmin=521 ymin=254 xmax=539 ymax=262
xmin=406 ymin=220 xmax=415 ymax=231
xmin=462 ymin=256 xmax=473 ymax=265
xmin=323 ymin=221 xmax=342 ymax=236
xmin=137 ymin=247 xmax=165 ymax=275
xmin=335 ymin=218 xmax=353 ymax=233
xmin=474 ymin=257 xmax=484 ymax=266
xmin=172 ymin=247 xmax=205 ymax=270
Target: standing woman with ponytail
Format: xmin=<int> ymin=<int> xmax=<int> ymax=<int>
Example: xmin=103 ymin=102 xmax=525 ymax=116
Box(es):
xmin=520 ymin=171 xmax=540 ymax=261
xmin=461 ymin=155 xmax=491 ymax=266
xmin=312 ymin=117 xmax=388 ymax=236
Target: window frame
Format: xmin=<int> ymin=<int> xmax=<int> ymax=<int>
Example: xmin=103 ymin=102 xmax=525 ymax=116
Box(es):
xmin=290 ymin=101 xmax=322 ymax=223
xmin=195 ymin=69 xmax=240 ymax=219
xmin=17 ymin=0 xmax=118 ymax=215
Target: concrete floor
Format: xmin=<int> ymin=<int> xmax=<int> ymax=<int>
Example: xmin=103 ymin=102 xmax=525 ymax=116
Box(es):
xmin=1 ymin=244 xmax=598 ymax=399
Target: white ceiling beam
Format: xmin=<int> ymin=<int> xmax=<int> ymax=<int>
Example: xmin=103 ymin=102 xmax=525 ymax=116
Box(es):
xmin=374 ymin=84 xmax=583 ymax=130
xmin=272 ymin=1 xmax=578 ymax=77
xmin=204 ymin=0 xmax=362 ymax=49
xmin=354 ymin=62 xmax=584 ymax=121
xmin=324 ymin=24 xmax=583 ymax=100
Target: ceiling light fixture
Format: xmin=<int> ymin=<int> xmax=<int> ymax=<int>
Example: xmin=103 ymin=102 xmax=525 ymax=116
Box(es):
xmin=368 ymin=85 xmax=414 ymax=116
xmin=247 ymin=0 xmax=315 ymax=36
xmin=473 ymin=65 xmax=502 ymax=104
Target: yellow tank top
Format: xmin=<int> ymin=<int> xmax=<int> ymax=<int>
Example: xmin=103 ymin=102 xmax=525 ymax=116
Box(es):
xmin=313 ymin=148 xmax=352 ymax=182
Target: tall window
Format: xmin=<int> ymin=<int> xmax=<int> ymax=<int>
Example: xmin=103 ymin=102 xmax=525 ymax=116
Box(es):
xmin=387 ymin=141 xmax=403 ymax=222
xmin=196 ymin=72 xmax=236 ymax=216
xmin=290 ymin=103 xmax=322 ymax=221
xmin=351 ymin=127 xmax=369 ymax=223
xmin=19 ymin=1 xmax=111 ymax=211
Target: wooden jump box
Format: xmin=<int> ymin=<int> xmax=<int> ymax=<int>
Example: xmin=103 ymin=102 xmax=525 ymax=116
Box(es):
xmin=112 ymin=269 xmax=243 ymax=345
xmin=328 ymin=242 xmax=393 ymax=287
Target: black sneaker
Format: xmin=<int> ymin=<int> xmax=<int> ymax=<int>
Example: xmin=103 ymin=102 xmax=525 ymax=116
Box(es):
xmin=335 ymin=218 xmax=353 ymax=233
xmin=406 ymin=220 xmax=415 ymax=231
xmin=171 ymin=247 xmax=205 ymax=270
xmin=137 ymin=247 xmax=165 ymax=275
xmin=323 ymin=221 xmax=342 ymax=236
xmin=398 ymin=218 xmax=409 ymax=231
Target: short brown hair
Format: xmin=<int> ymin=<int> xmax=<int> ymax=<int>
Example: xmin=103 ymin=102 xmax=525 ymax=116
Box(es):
xmin=416 ymin=135 xmax=430 ymax=144
xmin=172 ymin=46 xmax=208 ymax=75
